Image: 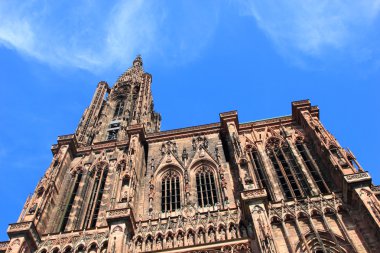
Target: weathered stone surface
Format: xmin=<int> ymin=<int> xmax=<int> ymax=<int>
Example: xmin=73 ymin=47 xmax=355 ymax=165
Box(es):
xmin=2 ymin=57 xmax=379 ymax=253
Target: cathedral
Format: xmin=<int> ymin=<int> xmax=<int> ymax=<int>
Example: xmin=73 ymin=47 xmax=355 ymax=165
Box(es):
xmin=1 ymin=56 xmax=380 ymax=253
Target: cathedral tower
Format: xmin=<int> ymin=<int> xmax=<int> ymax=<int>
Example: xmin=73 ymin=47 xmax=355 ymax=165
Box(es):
xmin=2 ymin=57 xmax=380 ymax=253
xmin=76 ymin=55 xmax=161 ymax=146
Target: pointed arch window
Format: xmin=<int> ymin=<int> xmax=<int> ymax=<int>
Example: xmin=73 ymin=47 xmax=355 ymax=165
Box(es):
xmin=295 ymin=140 xmax=329 ymax=194
xmin=196 ymin=166 xmax=218 ymax=207
xmin=83 ymin=164 xmax=109 ymax=228
xmin=121 ymin=175 xmax=131 ymax=202
xmin=266 ymin=138 xmax=311 ymax=199
xmin=249 ymin=148 xmax=273 ymax=201
xmin=161 ymin=170 xmax=181 ymax=212
xmin=113 ymin=101 xmax=124 ymax=118
xmin=60 ymin=170 xmax=83 ymax=232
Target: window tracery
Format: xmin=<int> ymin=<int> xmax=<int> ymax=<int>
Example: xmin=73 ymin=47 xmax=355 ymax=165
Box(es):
xmin=248 ymin=147 xmax=273 ymax=201
xmin=196 ymin=166 xmax=218 ymax=207
xmin=266 ymin=137 xmax=311 ymax=199
xmin=83 ymin=163 xmax=109 ymax=229
xmin=161 ymin=170 xmax=181 ymax=212
xmin=113 ymin=101 xmax=124 ymax=118
xmin=60 ymin=169 xmax=83 ymax=232
xmin=295 ymin=140 xmax=329 ymax=194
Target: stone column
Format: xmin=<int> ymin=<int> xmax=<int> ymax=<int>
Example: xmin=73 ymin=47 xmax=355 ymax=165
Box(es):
xmin=106 ymin=208 xmax=136 ymax=253
xmin=6 ymin=222 xmax=40 ymax=253
xmin=241 ymin=189 xmax=278 ymax=253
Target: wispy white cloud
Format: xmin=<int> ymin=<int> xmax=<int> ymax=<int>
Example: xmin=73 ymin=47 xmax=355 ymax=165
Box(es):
xmin=0 ymin=0 xmax=220 ymax=72
xmin=238 ymin=0 xmax=380 ymax=64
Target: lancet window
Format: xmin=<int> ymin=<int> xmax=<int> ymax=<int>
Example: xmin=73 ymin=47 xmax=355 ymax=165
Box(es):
xmin=60 ymin=170 xmax=83 ymax=232
xmin=248 ymin=148 xmax=273 ymax=201
xmin=196 ymin=166 xmax=218 ymax=207
xmin=83 ymin=164 xmax=109 ymax=228
xmin=113 ymin=101 xmax=124 ymax=118
xmin=295 ymin=140 xmax=329 ymax=194
xmin=266 ymin=138 xmax=311 ymax=199
xmin=161 ymin=170 xmax=181 ymax=212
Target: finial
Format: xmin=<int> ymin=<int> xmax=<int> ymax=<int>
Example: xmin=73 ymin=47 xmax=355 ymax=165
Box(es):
xmin=133 ymin=54 xmax=143 ymax=67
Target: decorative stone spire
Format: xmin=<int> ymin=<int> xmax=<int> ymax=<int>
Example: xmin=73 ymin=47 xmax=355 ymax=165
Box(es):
xmin=133 ymin=54 xmax=143 ymax=68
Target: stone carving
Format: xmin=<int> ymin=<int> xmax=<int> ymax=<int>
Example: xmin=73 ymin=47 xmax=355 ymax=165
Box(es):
xmin=371 ymin=185 xmax=380 ymax=192
xmin=28 ymin=203 xmax=37 ymax=215
xmin=111 ymin=226 xmax=123 ymax=234
xmin=106 ymin=208 xmax=131 ymax=219
xmin=265 ymin=137 xmax=282 ymax=150
xmin=160 ymin=141 xmax=178 ymax=157
xmin=182 ymin=148 xmax=188 ymax=162
xmin=215 ymin=146 xmax=221 ymax=164
xmin=360 ymin=189 xmax=380 ymax=223
xmin=268 ymin=194 xmax=343 ymax=221
xmin=148 ymin=176 xmax=155 ymax=211
xmin=7 ymin=57 xmax=380 ymax=253
xmin=232 ymin=132 xmax=243 ymax=157
xmin=241 ymin=189 xmax=267 ymax=200
xmin=8 ymin=222 xmax=31 ymax=232
xmin=345 ymin=172 xmax=371 ymax=183
xmin=38 ymin=231 xmax=109 ymax=252
xmin=0 ymin=241 xmax=9 ymax=250
xmin=132 ymin=208 xmax=244 ymax=251
xmin=192 ymin=136 xmax=209 ymax=151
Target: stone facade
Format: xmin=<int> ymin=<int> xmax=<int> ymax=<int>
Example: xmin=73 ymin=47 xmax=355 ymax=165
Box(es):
xmin=2 ymin=56 xmax=380 ymax=253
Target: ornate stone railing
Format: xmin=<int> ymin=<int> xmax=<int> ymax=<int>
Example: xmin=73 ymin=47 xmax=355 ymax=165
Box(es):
xmin=38 ymin=228 xmax=109 ymax=252
xmin=269 ymin=194 xmax=343 ymax=220
xmin=106 ymin=208 xmax=134 ymax=224
xmin=131 ymin=207 xmax=251 ymax=252
xmin=7 ymin=221 xmax=41 ymax=248
xmin=344 ymin=172 xmax=371 ymax=183
xmin=57 ymin=134 xmax=75 ymax=141
xmin=241 ymin=188 xmax=267 ymax=202
xmin=371 ymin=185 xmax=380 ymax=193
xmin=8 ymin=221 xmax=32 ymax=232
xmin=0 ymin=241 xmax=9 ymax=251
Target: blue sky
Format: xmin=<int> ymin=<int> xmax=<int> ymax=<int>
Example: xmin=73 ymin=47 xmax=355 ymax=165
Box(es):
xmin=0 ymin=0 xmax=379 ymax=241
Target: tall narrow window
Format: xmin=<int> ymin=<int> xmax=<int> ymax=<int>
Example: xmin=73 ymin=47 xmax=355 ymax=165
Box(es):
xmin=113 ymin=101 xmax=124 ymax=118
xmin=296 ymin=141 xmax=329 ymax=194
xmin=266 ymin=138 xmax=310 ymax=200
xmin=330 ymin=146 xmax=349 ymax=168
xmin=268 ymin=149 xmax=293 ymax=199
xmin=107 ymin=122 xmax=120 ymax=141
xmin=282 ymin=145 xmax=311 ymax=195
xmin=196 ymin=167 xmax=218 ymax=207
xmin=87 ymin=134 xmax=95 ymax=145
xmin=83 ymin=164 xmax=109 ymax=229
xmin=250 ymin=149 xmax=272 ymax=201
xmin=161 ymin=170 xmax=180 ymax=212
xmin=60 ymin=171 xmax=82 ymax=232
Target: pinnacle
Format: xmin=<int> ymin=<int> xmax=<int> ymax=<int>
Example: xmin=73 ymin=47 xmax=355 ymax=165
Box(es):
xmin=133 ymin=54 xmax=143 ymax=67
